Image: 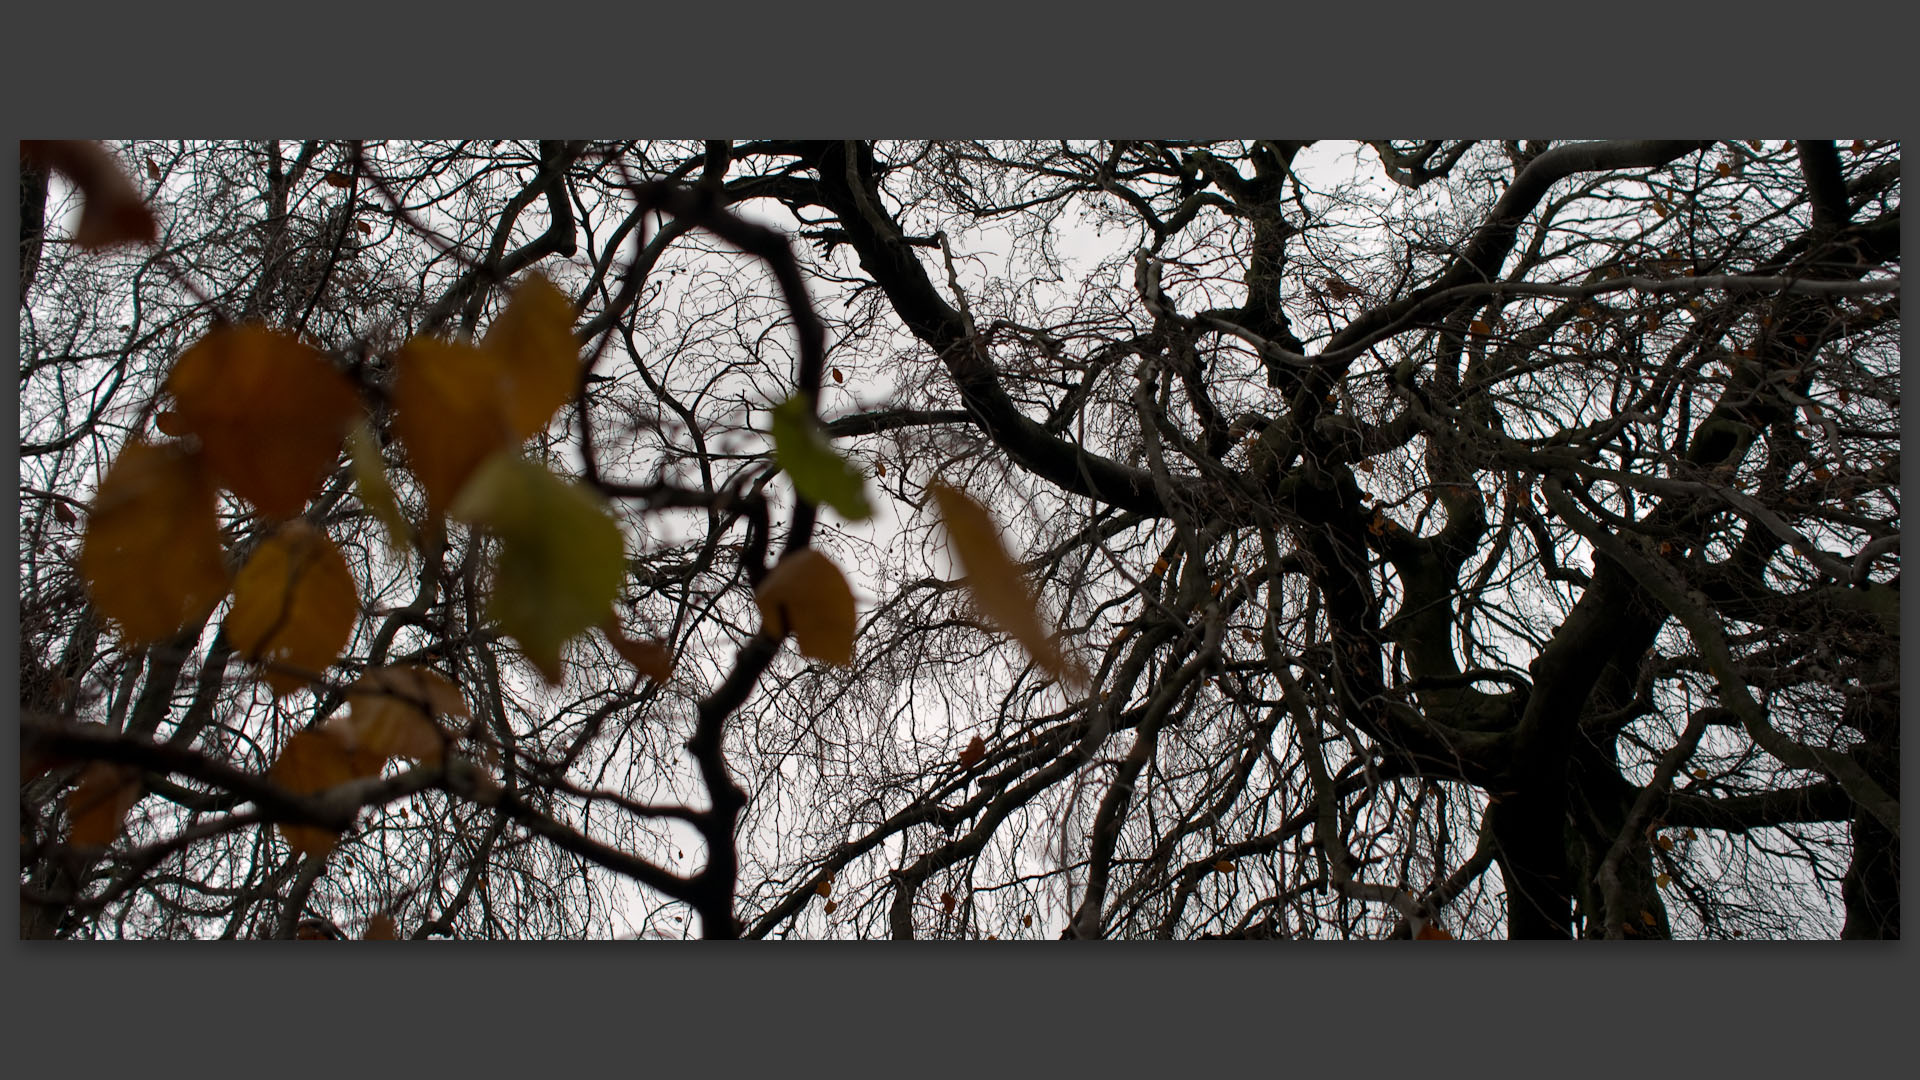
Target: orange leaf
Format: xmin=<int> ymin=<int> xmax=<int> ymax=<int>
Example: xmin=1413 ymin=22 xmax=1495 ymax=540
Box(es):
xmin=1152 ymin=557 xmax=1170 ymax=576
xmin=930 ymin=481 xmax=1088 ymax=689
xmin=225 ymin=521 xmax=360 ymax=696
xmin=875 ymin=460 xmax=887 ymax=478
xmin=600 ymin=623 xmax=675 ymax=682
xmin=754 ymin=549 xmax=857 ymax=666
xmin=340 ymin=664 xmax=468 ymax=767
xmin=166 ymin=325 xmax=359 ymax=518
xmin=958 ymin=735 xmax=987 ymax=769
xmin=478 ymin=275 xmax=581 ymax=441
xmin=391 ymin=337 xmax=517 ymax=515
xmin=22 ymin=140 xmax=158 ymax=249
xmin=67 ymin=763 xmax=142 ymax=848
xmin=79 ymin=441 xmax=229 ymax=645
xmin=268 ymin=728 xmax=361 ymax=858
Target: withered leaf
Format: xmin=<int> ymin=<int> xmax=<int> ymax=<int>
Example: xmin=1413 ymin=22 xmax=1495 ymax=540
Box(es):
xmin=79 ymin=441 xmax=229 ymax=645
xmin=480 ymin=275 xmax=581 ymax=441
xmin=22 ymin=140 xmax=158 ymax=249
xmin=600 ymin=622 xmax=674 ymax=682
xmin=67 ymin=763 xmax=142 ymax=848
xmin=225 ymin=521 xmax=360 ymax=697
xmin=958 ymin=735 xmax=987 ymax=769
xmin=166 ymin=325 xmax=359 ymax=518
xmin=391 ymin=337 xmax=516 ymax=516
xmin=268 ymin=728 xmax=361 ymax=858
xmin=340 ymin=664 xmax=467 ymax=766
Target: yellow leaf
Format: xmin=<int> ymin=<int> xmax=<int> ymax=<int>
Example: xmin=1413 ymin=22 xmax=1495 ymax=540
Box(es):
xmin=346 ymin=420 xmax=408 ymax=551
xmin=79 ymin=441 xmax=229 ymax=645
xmin=929 ymin=481 xmax=1087 ymax=689
xmin=479 ymin=275 xmax=580 ymax=441
xmin=225 ymin=521 xmax=360 ymax=697
xmin=67 ymin=763 xmax=142 ymax=848
xmin=754 ymin=549 xmax=857 ymax=666
xmin=391 ymin=337 xmax=516 ymax=516
xmin=166 ymin=325 xmax=360 ymax=518
xmin=268 ymin=728 xmax=361 ymax=858
xmin=341 ymin=664 xmax=467 ymax=766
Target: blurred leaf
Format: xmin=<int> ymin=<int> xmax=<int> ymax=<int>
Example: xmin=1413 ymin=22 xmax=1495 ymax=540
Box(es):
xmin=145 ymin=156 xmax=161 ymax=181
xmin=1656 ymin=873 xmax=1673 ymax=889
xmin=770 ymin=396 xmax=872 ymax=520
xmin=53 ymin=501 xmax=77 ymax=526
xmin=1213 ymin=859 xmax=1236 ymax=874
xmin=346 ymin=420 xmax=409 ymax=551
xmin=355 ymin=221 xmax=372 ymax=235
xmin=22 ymin=140 xmax=157 ymax=249
xmin=816 ymin=880 xmax=833 ymax=897
xmin=166 ymin=325 xmax=359 ymax=518
xmin=451 ymin=453 xmax=626 ymax=684
xmin=480 ymin=275 xmax=581 ymax=440
xmin=1022 ymin=914 xmax=1033 ymax=927
xmin=78 ymin=441 xmax=229 ymax=645
xmin=342 ymin=664 xmax=467 ymax=766
xmin=324 ymin=172 xmax=353 ymax=188
xmin=67 ymin=763 xmax=142 ymax=848
xmin=930 ymin=482 xmax=1088 ymax=689
xmin=822 ymin=900 xmax=838 ymax=915
xmin=754 ymin=549 xmax=857 ymax=666
xmin=958 ymin=735 xmax=987 ymax=769
xmin=363 ymin=914 xmax=397 ymax=940
xmin=600 ymin=622 xmax=674 ymax=682
xmin=1415 ymin=923 xmax=1454 ymax=940
xmin=392 ymin=336 xmax=516 ymax=516
xmin=154 ymin=410 xmax=188 ymax=437
xmin=268 ymin=728 xmax=361 ymax=858
xmin=225 ymin=521 xmax=360 ymax=697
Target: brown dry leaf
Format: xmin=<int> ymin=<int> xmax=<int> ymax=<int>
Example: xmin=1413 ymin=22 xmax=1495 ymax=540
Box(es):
xmin=67 ymin=763 xmax=142 ymax=848
xmin=832 ymin=368 xmax=845 ymax=383
xmin=479 ymin=275 xmax=581 ymax=440
xmin=154 ymin=411 xmax=189 ymax=437
xmin=1022 ymin=914 xmax=1033 ymax=928
xmin=268 ymin=728 xmax=361 ymax=858
xmin=145 ymin=156 xmax=162 ymax=181
xmin=391 ymin=336 xmax=516 ymax=515
xmin=1655 ymin=873 xmax=1673 ymax=889
xmin=166 ymin=325 xmax=359 ymax=518
xmin=363 ymin=914 xmax=398 ymax=940
xmin=1213 ymin=859 xmax=1236 ymax=874
xmin=22 ymin=141 xmax=158 ymax=250
xmin=324 ymin=172 xmax=353 ymax=189
xmin=929 ymin=481 xmax=1088 ymax=690
xmin=1641 ymin=910 xmax=1658 ymax=926
xmin=941 ymin=891 xmax=956 ymax=914
xmin=1656 ymin=835 xmax=1675 ymax=852
xmin=53 ymin=501 xmax=77 ymax=526
xmin=600 ymin=622 xmax=675 ymax=682
xmin=875 ymin=460 xmax=887 ymax=478
xmin=356 ymin=221 xmax=372 ymax=236
xmin=958 ymin=735 xmax=987 ymax=769
xmin=822 ymin=900 xmax=838 ymax=915
xmin=1468 ymin=319 xmax=1490 ymax=335
xmin=342 ymin=664 xmax=468 ymax=767
xmin=754 ymin=549 xmax=857 ymax=666
xmin=1415 ymin=923 xmax=1454 ymax=940
xmin=225 ymin=521 xmax=360 ymax=697
xmin=816 ymin=880 xmax=833 ymax=898
xmin=78 ymin=441 xmax=229 ymax=645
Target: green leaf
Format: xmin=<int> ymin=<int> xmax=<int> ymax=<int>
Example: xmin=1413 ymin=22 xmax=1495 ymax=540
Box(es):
xmin=771 ymin=397 xmax=871 ymax=521
xmin=450 ymin=452 xmax=626 ymax=684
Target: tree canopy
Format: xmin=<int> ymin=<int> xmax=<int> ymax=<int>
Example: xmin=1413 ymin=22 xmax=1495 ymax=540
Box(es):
xmin=18 ymin=138 xmax=1900 ymax=939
